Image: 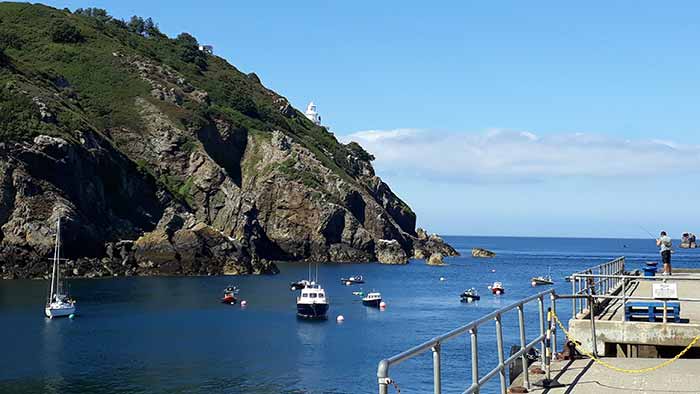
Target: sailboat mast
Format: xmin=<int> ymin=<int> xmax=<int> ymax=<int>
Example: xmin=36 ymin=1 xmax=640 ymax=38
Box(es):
xmin=55 ymin=218 xmax=62 ymax=295
xmin=48 ymin=217 xmax=59 ymax=303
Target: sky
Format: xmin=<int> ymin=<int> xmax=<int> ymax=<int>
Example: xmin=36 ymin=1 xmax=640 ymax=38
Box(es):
xmin=44 ymin=1 xmax=700 ymax=238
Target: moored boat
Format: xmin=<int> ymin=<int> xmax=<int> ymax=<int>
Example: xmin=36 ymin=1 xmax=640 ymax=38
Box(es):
xmin=290 ymin=280 xmax=311 ymax=291
xmin=362 ymin=292 xmax=383 ymax=307
xmin=221 ymin=285 xmax=239 ymax=304
xmin=45 ymin=217 xmax=76 ymax=319
xmin=531 ymin=275 xmax=554 ymax=286
xmin=341 ymin=275 xmax=365 ymax=285
xmin=489 ymin=281 xmax=505 ymax=295
xmin=297 ymin=282 xmax=329 ymax=319
xmin=460 ymin=288 xmax=481 ymax=302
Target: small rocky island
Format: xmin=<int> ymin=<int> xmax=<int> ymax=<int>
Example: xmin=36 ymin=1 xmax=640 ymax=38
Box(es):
xmin=0 ymin=4 xmax=457 ymax=279
xmin=471 ymin=248 xmax=496 ymax=258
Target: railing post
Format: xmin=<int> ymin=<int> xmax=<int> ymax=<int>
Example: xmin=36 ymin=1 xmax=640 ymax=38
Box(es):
xmin=550 ymin=292 xmax=557 ymax=356
xmin=538 ymin=296 xmax=546 ymax=369
xmin=495 ymin=314 xmax=507 ymax=393
xmin=621 ymin=278 xmax=627 ymax=322
xmin=470 ymin=328 xmax=479 ymax=394
xmin=517 ymin=305 xmax=530 ymax=390
xmin=571 ymin=275 xmax=577 ymax=319
xmin=377 ymin=360 xmax=389 ymax=394
xmin=432 ymin=343 xmax=441 ymax=394
xmin=589 ymin=294 xmax=598 ymax=357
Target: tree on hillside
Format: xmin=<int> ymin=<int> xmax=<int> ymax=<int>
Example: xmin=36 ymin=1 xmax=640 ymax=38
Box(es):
xmin=128 ymin=16 xmax=145 ymax=35
xmin=176 ymin=32 xmax=207 ymax=70
xmin=75 ymin=8 xmax=110 ymax=22
xmin=50 ymin=21 xmax=83 ymax=43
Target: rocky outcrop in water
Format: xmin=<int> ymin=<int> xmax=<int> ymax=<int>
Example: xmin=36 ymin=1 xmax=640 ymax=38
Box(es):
xmin=427 ymin=252 xmax=445 ymax=266
xmin=472 ymin=248 xmax=496 ymax=258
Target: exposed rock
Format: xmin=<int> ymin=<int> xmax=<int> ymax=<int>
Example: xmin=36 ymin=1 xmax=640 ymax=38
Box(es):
xmin=472 ymin=247 xmax=496 ymax=258
xmin=427 ymin=252 xmax=445 ymax=266
xmin=413 ymin=230 xmax=459 ymax=259
xmin=376 ymin=239 xmax=408 ymax=264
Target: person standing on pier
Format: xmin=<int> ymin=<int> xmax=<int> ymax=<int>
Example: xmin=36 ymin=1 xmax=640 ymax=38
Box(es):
xmin=656 ymin=231 xmax=672 ymax=275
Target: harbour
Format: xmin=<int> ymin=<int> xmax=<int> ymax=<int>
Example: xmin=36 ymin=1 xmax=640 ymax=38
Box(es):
xmin=2 ymin=236 xmax=698 ymax=394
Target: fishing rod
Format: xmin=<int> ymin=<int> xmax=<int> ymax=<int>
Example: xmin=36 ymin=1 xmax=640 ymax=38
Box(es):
xmin=638 ymin=225 xmax=657 ymax=240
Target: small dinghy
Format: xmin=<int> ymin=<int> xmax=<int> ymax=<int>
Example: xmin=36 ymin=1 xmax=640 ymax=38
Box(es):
xmin=489 ymin=281 xmax=505 ymax=295
xmin=352 ymin=291 xmax=365 ymax=297
xmin=460 ymin=288 xmax=481 ymax=302
xmin=340 ymin=275 xmax=365 ymax=285
xmin=531 ymin=275 xmax=554 ymax=286
xmin=362 ymin=292 xmax=382 ymax=307
xmin=290 ymin=280 xmax=311 ymax=291
xmin=221 ymin=285 xmax=239 ymax=304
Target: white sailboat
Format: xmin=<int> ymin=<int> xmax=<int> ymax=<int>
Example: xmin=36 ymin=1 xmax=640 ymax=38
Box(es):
xmin=45 ymin=217 xmax=76 ymax=318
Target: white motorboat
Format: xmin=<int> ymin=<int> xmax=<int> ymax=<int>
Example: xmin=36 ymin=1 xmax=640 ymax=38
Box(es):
xmin=295 ymin=264 xmax=329 ymax=319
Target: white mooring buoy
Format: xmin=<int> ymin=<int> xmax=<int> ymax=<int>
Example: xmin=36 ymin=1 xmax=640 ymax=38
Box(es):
xmin=379 ymin=301 xmax=387 ymax=309
xmin=336 ymin=315 xmax=345 ymax=323
xmin=241 ymin=300 xmax=248 ymax=307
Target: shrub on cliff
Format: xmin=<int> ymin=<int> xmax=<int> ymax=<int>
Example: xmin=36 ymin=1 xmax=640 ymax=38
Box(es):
xmin=50 ymin=21 xmax=83 ymax=43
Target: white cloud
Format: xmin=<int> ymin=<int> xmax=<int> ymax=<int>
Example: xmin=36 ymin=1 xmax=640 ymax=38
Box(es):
xmin=341 ymin=129 xmax=700 ymax=182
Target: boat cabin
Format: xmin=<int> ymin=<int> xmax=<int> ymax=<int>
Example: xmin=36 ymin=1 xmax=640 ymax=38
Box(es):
xmin=298 ymin=284 xmax=326 ymax=302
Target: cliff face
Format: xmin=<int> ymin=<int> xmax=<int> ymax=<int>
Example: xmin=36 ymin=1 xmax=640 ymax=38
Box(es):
xmin=0 ymin=4 xmax=457 ymax=279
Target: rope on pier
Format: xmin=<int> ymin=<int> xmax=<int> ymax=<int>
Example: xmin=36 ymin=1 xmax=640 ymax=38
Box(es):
xmin=552 ymin=312 xmax=700 ymax=374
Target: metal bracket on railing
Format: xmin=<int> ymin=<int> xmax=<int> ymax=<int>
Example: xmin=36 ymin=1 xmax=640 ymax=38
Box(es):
xmin=378 ymin=378 xmax=392 ymax=385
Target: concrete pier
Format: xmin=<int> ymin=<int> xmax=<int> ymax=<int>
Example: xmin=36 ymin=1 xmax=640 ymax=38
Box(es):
xmin=512 ymin=358 xmax=700 ymax=393
xmin=568 ymin=269 xmax=700 ymax=356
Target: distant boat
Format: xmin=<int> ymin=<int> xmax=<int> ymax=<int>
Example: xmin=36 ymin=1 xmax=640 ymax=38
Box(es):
xmin=45 ymin=217 xmax=76 ymax=319
xmin=362 ymin=292 xmax=383 ymax=308
xmin=352 ymin=291 xmax=365 ymax=297
xmin=531 ymin=275 xmax=554 ymax=286
xmin=489 ymin=281 xmax=505 ymax=295
xmin=341 ymin=275 xmax=365 ymax=285
xmin=221 ymin=285 xmax=239 ymax=304
xmin=460 ymin=288 xmax=481 ymax=302
xmin=290 ymin=280 xmax=311 ymax=291
xmin=531 ymin=267 xmax=554 ymax=286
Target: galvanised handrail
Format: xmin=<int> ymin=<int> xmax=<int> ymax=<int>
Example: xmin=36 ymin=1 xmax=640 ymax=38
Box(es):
xmin=570 ymin=257 xmax=625 ymax=318
xmin=376 ymin=289 xmax=556 ymax=394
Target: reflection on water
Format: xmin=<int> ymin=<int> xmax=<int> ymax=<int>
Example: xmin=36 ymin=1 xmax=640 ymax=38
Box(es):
xmin=1 ymin=236 xmax=698 ymax=393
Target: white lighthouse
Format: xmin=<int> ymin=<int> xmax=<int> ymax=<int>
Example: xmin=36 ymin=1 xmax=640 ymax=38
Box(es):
xmin=304 ymin=101 xmax=322 ymax=126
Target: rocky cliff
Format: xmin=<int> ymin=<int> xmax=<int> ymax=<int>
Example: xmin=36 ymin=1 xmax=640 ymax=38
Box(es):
xmin=0 ymin=3 xmax=457 ymax=279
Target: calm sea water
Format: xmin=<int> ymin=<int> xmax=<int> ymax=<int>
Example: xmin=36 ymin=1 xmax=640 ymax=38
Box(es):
xmin=1 ymin=236 xmax=698 ymax=394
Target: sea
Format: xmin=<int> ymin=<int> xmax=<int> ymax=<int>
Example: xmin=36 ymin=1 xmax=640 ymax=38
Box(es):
xmin=1 ymin=236 xmax=698 ymax=394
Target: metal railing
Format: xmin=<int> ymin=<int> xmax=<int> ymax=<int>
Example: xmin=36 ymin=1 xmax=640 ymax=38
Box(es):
xmin=570 ymin=256 xmax=625 ymax=318
xmin=376 ymin=289 xmax=556 ymax=394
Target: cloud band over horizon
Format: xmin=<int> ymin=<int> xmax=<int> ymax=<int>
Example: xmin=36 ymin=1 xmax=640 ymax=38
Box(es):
xmin=341 ymin=129 xmax=700 ymax=183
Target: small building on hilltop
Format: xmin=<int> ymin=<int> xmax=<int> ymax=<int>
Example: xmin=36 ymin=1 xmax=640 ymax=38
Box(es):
xmin=198 ymin=45 xmax=213 ymax=55
xmin=304 ymin=101 xmax=322 ymax=126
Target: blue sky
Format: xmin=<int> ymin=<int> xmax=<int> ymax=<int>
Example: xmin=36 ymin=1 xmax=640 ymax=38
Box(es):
xmin=45 ymin=1 xmax=700 ymax=238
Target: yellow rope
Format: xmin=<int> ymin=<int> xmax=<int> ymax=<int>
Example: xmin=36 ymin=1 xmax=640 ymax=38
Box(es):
xmin=552 ymin=311 xmax=700 ymax=373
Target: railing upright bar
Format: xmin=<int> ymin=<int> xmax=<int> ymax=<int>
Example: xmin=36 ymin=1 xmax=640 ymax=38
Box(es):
xmin=517 ymin=305 xmax=530 ymax=390
xmin=432 ymin=344 xmax=441 ymax=394
xmin=470 ymin=328 xmax=479 ymax=394
xmin=538 ymin=296 xmax=546 ymax=371
xmin=571 ymin=275 xmax=577 ymax=319
xmin=495 ymin=314 xmax=507 ymax=393
xmin=550 ymin=293 xmax=557 ymax=356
